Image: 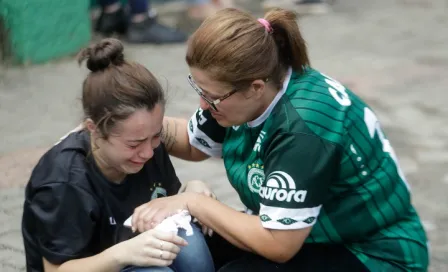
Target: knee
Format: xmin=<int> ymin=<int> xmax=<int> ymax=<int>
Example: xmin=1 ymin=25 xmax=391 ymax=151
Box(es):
xmin=173 ymin=223 xmax=214 ymax=272
xmin=177 ymin=223 xmax=208 ymax=251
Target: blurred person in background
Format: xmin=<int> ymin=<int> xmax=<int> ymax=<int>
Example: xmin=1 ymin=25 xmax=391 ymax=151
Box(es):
xmin=94 ymin=0 xmax=232 ymax=44
xmin=262 ymin=0 xmax=330 ymax=15
xmin=177 ymin=0 xmax=235 ymax=33
xmin=184 ymin=0 xmax=234 ymax=21
xmin=95 ymin=0 xmax=187 ymax=44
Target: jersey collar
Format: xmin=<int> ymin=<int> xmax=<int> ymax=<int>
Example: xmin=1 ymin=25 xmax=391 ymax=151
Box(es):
xmin=246 ymin=67 xmax=292 ymax=128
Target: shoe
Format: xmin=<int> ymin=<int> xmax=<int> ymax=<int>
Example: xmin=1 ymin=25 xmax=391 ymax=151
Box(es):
xmin=126 ymin=17 xmax=188 ymax=44
xmin=95 ymin=8 xmax=128 ymax=36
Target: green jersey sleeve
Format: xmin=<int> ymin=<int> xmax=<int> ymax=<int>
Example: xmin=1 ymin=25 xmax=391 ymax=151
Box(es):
xmin=187 ymin=108 xmax=226 ymax=157
xmin=259 ymin=132 xmax=340 ymax=230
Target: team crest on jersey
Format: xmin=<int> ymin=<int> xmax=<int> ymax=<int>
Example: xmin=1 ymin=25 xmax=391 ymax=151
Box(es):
xmin=150 ymin=183 xmax=167 ymax=200
xmin=247 ymin=161 xmax=265 ymax=193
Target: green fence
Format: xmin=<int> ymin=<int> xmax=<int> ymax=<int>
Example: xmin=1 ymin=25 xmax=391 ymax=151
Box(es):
xmin=0 ymin=0 xmax=92 ymax=65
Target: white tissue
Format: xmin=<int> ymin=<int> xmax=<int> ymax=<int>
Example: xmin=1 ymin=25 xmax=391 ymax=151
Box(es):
xmin=123 ymin=210 xmax=194 ymax=236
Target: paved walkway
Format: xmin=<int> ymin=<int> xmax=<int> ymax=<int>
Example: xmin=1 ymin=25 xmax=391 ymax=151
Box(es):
xmin=1 ymin=0 xmax=447 ymax=271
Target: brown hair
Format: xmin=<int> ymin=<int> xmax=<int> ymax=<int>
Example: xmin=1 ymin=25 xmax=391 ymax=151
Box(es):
xmin=77 ymin=38 xmax=165 ymax=139
xmin=186 ymin=8 xmax=310 ymax=91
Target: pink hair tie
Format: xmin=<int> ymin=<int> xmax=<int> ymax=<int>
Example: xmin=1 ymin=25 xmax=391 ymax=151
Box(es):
xmin=257 ymin=18 xmax=273 ymax=34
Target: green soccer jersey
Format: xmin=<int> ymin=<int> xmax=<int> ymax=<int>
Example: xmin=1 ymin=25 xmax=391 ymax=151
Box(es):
xmin=187 ymin=67 xmax=429 ymax=271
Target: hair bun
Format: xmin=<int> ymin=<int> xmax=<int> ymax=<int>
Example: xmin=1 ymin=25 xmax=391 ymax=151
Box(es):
xmin=77 ymin=38 xmax=125 ymax=72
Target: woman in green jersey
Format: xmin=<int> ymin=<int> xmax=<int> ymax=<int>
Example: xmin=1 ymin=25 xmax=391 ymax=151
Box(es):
xmin=131 ymin=8 xmax=429 ymax=272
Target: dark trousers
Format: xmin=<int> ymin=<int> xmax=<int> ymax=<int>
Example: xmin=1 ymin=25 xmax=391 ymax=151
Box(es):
xmin=206 ymin=234 xmax=369 ymax=272
xmin=98 ymin=0 xmax=148 ymax=14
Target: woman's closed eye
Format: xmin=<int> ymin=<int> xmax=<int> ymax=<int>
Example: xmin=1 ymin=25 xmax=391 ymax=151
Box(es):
xmin=126 ymin=140 xmax=145 ymax=149
xmin=204 ymin=92 xmax=221 ymax=101
xmin=127 ymin=144 xmax=139 ymax=149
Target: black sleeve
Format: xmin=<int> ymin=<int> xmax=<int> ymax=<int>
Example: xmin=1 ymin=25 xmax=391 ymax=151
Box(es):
xmin=28 ymin=182 xmax=99 ymax=264
xmin=156 ymin=144 xmax=181 ymax=196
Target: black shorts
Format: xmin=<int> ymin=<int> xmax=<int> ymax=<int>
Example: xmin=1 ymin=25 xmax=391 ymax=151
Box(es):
xmin=206 ymin=234 xmax=369 ymax=272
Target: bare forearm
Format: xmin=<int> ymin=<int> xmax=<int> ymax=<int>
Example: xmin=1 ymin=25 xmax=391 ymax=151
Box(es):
xmin=188 ymin=195 xmax=273 ymax=254
xmin=45 ymin=246 xmax=123 ymax=272
xmin=188 ymin=196 xmax=310 ymax=263
xmin=161 ymin=117 xmax=184 ymax=155
xmin=162 ymin=117 xmax=208 ymax=161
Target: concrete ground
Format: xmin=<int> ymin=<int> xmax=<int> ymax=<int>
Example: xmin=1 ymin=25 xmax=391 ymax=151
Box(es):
xmin=0 ymin=0 xmax=447 ymax=271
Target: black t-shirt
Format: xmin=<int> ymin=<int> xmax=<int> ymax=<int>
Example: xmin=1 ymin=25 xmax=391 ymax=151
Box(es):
xmin=21 ymin=130 xmax=181 ymax=272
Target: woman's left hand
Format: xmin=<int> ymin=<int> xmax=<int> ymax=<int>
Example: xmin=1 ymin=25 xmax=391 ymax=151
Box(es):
xmin=181 ymin=180 xmax=216 ymax=200
xmin=131 ymin=193 xmax=194 ymax=233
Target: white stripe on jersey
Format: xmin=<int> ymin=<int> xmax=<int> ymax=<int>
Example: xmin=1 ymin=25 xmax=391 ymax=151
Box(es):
xmin=259 ymin=203 xmax=322 ymax=230
xmin=188 ymin=111 xmax=223 ymax=158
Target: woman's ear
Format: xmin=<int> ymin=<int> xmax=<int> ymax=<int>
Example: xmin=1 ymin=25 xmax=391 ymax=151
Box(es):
xmin=246 ymin=79 xmax=266 ymax=100
xmin=85 ymin=118 xmax=98 ymax=135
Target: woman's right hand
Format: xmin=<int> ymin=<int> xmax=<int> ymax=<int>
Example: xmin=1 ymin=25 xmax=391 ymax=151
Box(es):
xmin=112 ymin=229 xmax=188 ymax=268
xmin=181 ymin=180 xmax=216 ymax=237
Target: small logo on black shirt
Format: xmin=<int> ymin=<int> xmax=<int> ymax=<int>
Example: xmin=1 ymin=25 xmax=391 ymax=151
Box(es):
xmin=150 ymin=183 xmax=167 ymax=200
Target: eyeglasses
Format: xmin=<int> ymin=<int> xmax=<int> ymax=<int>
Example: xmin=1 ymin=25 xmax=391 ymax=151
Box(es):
xmin=188 ymin=74 xmax=237 ymax=112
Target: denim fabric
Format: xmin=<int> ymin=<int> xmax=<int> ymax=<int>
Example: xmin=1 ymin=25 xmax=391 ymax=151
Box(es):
xmin=121 ymin=223 xmax=214 ymax=272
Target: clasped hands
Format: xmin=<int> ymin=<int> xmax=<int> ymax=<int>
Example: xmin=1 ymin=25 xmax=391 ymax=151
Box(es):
xmin=112 ymin=180 xmax=215 ymax=267
xmin=131 ymin=180 xmax=216 ymax=235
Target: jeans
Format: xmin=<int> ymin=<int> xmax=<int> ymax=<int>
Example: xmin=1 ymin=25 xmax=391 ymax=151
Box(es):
xmin=98 ymin=0 xmax=149 ymax=14
xmin=121 ymin=223 xmax=214 ymax=272
xmin=185 ymin=0 xmax=209 ymax=4
xmin=122 ymin=267 xmax=173 ymax=272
